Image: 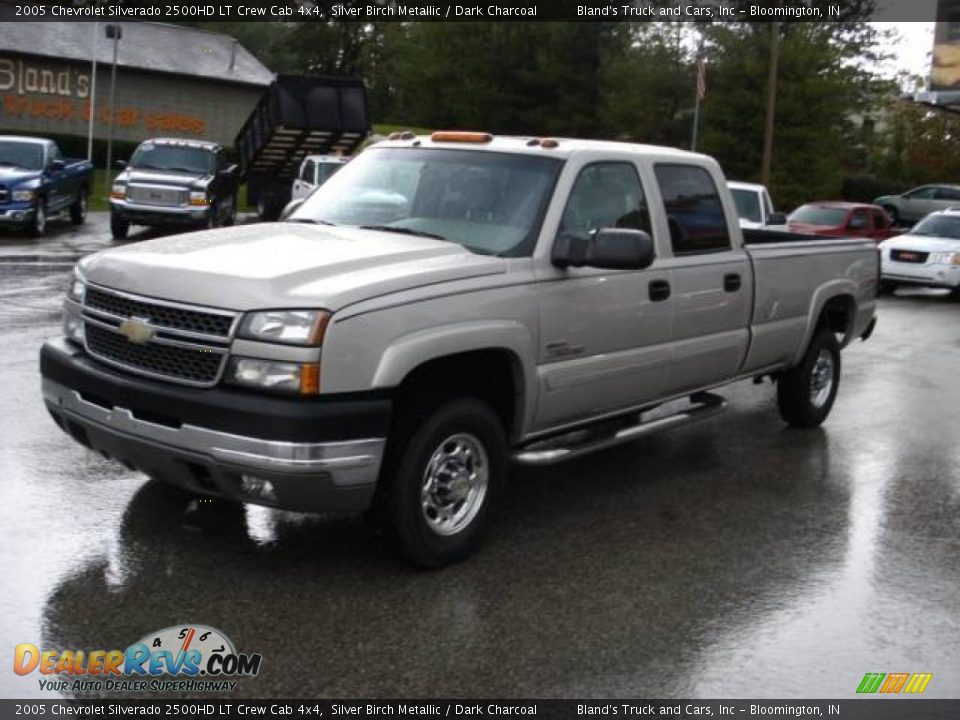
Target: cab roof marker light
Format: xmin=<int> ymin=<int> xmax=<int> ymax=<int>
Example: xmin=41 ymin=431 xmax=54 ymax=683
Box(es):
xmin=540 ymin=138 xmax=560 ymax=149
xmin=430 ymin=131 xmax=493 ymax=143
xmin=388 ymin=130 xmax=416 ymax=141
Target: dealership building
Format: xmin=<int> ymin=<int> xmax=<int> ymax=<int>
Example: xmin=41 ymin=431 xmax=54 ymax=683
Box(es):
xmin=0 ymin=22 xmax=273 ymax=147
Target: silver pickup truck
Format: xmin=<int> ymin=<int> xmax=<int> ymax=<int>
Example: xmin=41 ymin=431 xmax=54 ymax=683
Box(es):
xmin=40 ymin=133 xmax=879 ymax=567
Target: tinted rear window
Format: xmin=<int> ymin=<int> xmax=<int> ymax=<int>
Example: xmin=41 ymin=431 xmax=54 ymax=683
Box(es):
xmin=655 ymin=165 xmax=731 ymax=254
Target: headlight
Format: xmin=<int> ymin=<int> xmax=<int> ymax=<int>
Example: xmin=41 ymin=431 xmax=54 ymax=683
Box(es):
xmin=931 ymin=251 xmax=960 ymax=266
xmin=12 ymin=189 xmax=36 ymax=202
xmin=67 ymin=273 xmax=86 ymax=303
xmin=226 ymin=358 xmax=319 ymax=394
xmin=238 ymin=310 xmax=330 ymax=346
xmin=189 ymin=191 xmax=210 ymax=206
xmin=110 ymin=183 xmax=126 ymax=199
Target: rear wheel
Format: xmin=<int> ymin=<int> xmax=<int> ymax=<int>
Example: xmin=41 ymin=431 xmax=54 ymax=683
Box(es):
xmin=377 ymin=398 xmax=506 ymax=568
xmin=110 ymin=212 xmax=129 ymax=240
xmin=69 ymin=191 xmax=88 ymax=225
xmin=777 ymin=329 xmax=841 ymax=428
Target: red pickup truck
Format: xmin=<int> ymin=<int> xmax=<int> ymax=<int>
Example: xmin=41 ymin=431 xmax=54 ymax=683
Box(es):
xmin=786 ymin=201 xmax=896 ymax=242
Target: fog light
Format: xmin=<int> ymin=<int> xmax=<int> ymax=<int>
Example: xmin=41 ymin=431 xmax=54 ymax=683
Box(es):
xmin=240 ymin=475 xmax=277 ymax=502
xmin=64 ymin=316 xmax=85 ymax=344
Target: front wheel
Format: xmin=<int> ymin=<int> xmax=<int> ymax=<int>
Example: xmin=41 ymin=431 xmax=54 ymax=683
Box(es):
xmin=379 ymin=398 xmax=507 ymax=568
xmin=878 ymin=280 xmax=898 ymax=295
xmin=777 ymin=329 xmax=841 ymax=428
xmin=25 ymin=199 xmax=46 ymax=238
xmin=110 ymin=213 xmax=129 ymax=240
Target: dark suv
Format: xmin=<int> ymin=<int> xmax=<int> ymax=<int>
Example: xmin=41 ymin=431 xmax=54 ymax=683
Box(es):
xmin=110 ymin=138 xmax=239 ymax=240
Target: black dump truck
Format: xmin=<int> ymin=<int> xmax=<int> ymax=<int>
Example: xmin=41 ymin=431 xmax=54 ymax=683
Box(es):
xmin=236 ymin=75 xmax=370 ymax=221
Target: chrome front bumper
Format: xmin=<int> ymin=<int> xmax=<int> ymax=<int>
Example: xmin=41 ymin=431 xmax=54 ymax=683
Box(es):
xmin=42 ymin=377 xmax=386 ymax=512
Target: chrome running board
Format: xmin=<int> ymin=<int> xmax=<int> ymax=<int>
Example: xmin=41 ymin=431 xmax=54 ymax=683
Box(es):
xmin=512 ymin=392 xmax=727 ymax=466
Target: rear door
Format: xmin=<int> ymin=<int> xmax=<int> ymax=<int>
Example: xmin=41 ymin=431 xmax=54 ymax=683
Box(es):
xmin=653 ymin=163 xmax=753 ymax=395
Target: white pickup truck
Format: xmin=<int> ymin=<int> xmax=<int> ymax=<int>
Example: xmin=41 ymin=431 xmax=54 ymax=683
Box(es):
xmin=41 ymin=133 xmax=879 ymax=567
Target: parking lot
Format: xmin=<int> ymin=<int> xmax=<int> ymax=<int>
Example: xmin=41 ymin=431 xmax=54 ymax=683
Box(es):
xmin=1 ymin=214 xmax=959 ymax=699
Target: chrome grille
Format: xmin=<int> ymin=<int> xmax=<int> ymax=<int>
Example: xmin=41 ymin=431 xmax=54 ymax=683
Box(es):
xmin=126 ymin=184 xmax=186 ymax=207
xmin=85 ymin=323 xmax=224 ymax=385
xmin=80 ymin=285 xmax=237 ymax=387
xmin=890 ymin=249 xmax=929 ymax=264
xmin=85 ymin=287 xmax=234 ymax=338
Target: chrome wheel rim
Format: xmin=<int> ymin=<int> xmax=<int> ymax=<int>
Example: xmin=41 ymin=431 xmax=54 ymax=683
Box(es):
xmin=420 ymin=433 xmax=489 ymax=536
xmin=809 ymin=349 xmax=835 ymax=408
xmin=79 ymin=194 xmax=87 ymax=219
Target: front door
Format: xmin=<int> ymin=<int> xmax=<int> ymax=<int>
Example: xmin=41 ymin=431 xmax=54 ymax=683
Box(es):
xmin=535 ymin=161 xmax=672 ymax=430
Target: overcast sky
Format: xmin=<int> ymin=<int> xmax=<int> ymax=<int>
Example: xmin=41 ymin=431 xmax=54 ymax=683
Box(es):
xmin=874 ymin=22 xmax=937 ymax=81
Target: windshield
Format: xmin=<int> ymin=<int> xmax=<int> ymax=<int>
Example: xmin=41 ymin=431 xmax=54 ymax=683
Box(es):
xmin=291 ymin=147 xmax=562 ymax=256
xmin=0 ymin=141 xmax=44 ymax=171
xmin=130 ymin=143 xmax=214 ymax=174
xmin=788 ymin=205 xmax=847 ymax=226
xmin=910 ymin=214 xmax=960 ymax=239
xmin=731 ymin=188 xmax=762 ymax=223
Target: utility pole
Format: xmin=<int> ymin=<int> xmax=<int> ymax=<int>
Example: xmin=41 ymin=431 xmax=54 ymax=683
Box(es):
xmin=104 ymin=24 xmax=122 ymax=201
xmin=761 ymin=21 xmax=780 ymax=187
xmin=86 ymin=21 xmax=98 ymax=162
xmin=691 ymin=31 xmax=705 ymax=152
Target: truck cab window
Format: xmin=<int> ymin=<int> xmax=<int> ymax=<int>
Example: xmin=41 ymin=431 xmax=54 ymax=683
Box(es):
xmin=848 ymin=210 xmax=868 ymax=230
xmin=560 ymin=162 xmax=650 ymax=238
xmin=655 ymin=164 xmax=731 ymax=254
xmin=300 ymin=160 xmax=315 ymax=183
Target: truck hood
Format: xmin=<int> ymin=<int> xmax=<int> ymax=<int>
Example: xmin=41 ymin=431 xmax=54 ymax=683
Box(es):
xmin=881 ymin=234 xmax=960 ymax=252
xmin=78 ymin=223 xmax=507 ymax=312
xmin=120 ymin=168 xmax=211 ymax=189
xmin=0 ymin=166 xmax=41 ymax=185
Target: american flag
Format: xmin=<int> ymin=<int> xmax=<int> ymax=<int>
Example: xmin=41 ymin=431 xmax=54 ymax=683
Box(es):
xmin=696 ymin=59 xmax=707 ymax=101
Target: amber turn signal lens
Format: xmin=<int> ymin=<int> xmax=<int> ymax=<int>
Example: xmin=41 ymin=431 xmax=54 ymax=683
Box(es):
xmin=300 ymin=363 xmax=320 ymax=394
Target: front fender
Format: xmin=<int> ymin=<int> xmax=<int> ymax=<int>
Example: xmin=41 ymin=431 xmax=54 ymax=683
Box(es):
xmin=371 ymin=320 xmax=537 ymax=435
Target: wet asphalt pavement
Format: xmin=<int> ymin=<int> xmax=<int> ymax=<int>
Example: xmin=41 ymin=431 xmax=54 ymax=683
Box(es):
xmin=1 ymin=216 xmax=959 ymax=700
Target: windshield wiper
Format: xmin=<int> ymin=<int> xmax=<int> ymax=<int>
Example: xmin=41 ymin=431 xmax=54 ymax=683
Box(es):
xmin=358 ymin=225 xmax=448 ymax=241
xmin=288 ymin=218 xmax=337 ymax=226
xmin=162 ymin=167 xmax=206 ymax=174
xmin=0 ymin=161 xmax=24 ymax=168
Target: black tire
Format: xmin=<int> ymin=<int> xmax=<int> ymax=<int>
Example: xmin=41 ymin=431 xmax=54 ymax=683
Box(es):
xmin=878 ymin=280 xmax=898 ymax=295
xmin=25 ymin=198 xmax=47 ymax=238
xmin=110 ymin=213 xmax=129 ymax=240
xmin=69 ymin=190 xmax=88 ymax=225
xmin=777 ymin=329 xmax=841 ymax=428
xmin=222 ymin=194 xmax=237 ymax=227
xmin=377 ymin=398 xmax=507 ymax=568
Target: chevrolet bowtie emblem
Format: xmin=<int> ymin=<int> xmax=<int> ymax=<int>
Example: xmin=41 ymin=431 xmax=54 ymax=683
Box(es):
xmin=118 ymin=317 xmax=154 ymax=345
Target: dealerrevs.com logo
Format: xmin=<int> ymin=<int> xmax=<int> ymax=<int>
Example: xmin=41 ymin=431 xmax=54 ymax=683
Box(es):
xmin=14 ymin=625 xmax=262 ymax=693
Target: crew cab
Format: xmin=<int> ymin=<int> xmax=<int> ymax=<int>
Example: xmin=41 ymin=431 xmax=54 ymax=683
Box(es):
xmin=41 ymin=134 xmax=879 ymax=567
xmin=110 ymin=138 xmax=239 ymax=240
xmin=786 ymin=202 xmax=895 ymax=242
xmin=878 ymin=208 xmax=960 ymax=293
xmin=290 ymin=155 xmax=349 ymax=201
xmin=0 ymin=136 xmax=92 ymax=237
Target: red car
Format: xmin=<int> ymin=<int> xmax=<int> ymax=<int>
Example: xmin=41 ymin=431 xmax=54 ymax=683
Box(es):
xmin=786 ymin=202 xmax=895 ymax=242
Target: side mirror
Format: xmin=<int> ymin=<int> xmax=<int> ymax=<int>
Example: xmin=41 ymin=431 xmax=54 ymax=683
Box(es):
xmin=114 ymin=159 xmax=127 ymax=169
xmin=766 ymin=212 xmax=787 ymax=225
xmin=221 ymin=164 xmax=239 ymax=177
xmin=49 ymin=160 xmax=66 ymax=173
xmin=280 ymin=198 xmax=304 ymax=220
xmin=553 ymin=228 xmax=655 ymax=271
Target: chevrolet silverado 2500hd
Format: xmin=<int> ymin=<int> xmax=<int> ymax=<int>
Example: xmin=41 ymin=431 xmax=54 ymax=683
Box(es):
xmin=41 ymin=133 xmax=879 ymax=567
